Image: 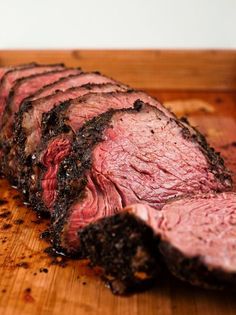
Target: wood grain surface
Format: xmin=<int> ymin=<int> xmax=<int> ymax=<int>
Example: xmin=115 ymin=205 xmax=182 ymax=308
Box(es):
xmin=0 ymin=50 xmax=236 ymax=315
xmin=0 ymin=50 xmax=236 ymax=90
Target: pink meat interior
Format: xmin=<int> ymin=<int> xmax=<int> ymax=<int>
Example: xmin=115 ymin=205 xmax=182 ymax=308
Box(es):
xmin=41 ymin=136 xmax=72 ymax=211
xmin=156 ymin=192 xmax=236 ymax=272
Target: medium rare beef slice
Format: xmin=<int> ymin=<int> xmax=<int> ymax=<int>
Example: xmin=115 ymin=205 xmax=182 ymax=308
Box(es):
xmin=52 ymin=102 xmax=231 ymax=256
xmin=80 ymin=192 xmax=236 ymax=294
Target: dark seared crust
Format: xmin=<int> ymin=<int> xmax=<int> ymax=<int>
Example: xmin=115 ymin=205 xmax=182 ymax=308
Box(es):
xmin=79 ymin=212 xmax=160 ymax=295
xmin=159 ymin=241 xmax=236 ymax=289
xmin=179 ymin=117 xmax=232 ymax=187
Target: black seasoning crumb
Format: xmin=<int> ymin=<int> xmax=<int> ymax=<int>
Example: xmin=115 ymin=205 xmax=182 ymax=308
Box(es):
xmin=151 ymin=129 xmax=154 ymax=134
xmin=0 ymin=211 xmax=11 ymax=218
xmin=82 ymin=282 xmax=87 ymax=285
xmin=16 ymin=262 xmax=29 ymax=269
xmin=2 ymin=223 xmax=12 ymax=230
xmin=39 ymin=268 xmax=48 ymax=273
xmin=14 ymin=219 xmax=24 ymax=225
xmin=40 ymin=230 xmax=50 ymax=239
xmin=33 ymin=272 xmax=37 ymax=276
xmin=0 ymin=199 xmax=8 ymax=206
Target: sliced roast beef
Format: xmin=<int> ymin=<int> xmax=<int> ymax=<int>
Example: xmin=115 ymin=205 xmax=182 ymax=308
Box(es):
xmin=17 ymin=84 xmax=129 ymax=207
xmin=50 ymin=102 xmax=231 ymax=257
xmin=0 ymin=68 xmax=81 ymax=141
xmin=15 ymin=72 xmax=126 ymax=160
xmin=27 ymin=91 xmax=171 ymax=214
xmin=80 ymin=192 xmax=236 ymax=294
xmin=0 ymin=63 xmax=64 ymax=126
xmin=0 ymin=68 xmax=82 ymax=179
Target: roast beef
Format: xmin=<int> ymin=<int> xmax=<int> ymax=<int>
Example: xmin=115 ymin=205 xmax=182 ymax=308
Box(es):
xmin=0 ymin=63 xmax=64 ymax=126
xmin=79 ymin=192 xmax=236 ymax=294
xmin=27 ymin=91 xmax=170 ymax=214
xmin=0 ymin=68 xmax=82 ymax=179
xmin=15 ymin=83 xmax=128 ymax=198
xmin=50 ymin=102 xmax=231 ymax=256
xmin=1 ymin=68 xmax=80 ymax=141
xmin=0 ymin=62 xmax=234 ymax=296
xmin=15 ymin=72 xmax=126 ymax=160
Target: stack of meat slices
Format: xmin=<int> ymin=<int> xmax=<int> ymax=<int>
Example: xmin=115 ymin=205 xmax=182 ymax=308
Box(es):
xmin=0 ymin=63 xmax=235 ymax=295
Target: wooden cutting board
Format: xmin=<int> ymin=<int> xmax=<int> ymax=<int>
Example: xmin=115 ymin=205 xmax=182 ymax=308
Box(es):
xmin=0 ymin=50 xmax=236 ymax=315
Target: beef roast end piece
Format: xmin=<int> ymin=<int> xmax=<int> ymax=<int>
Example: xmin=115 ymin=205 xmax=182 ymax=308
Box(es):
xmin=79 ymin=209 xmax=160 ymax=295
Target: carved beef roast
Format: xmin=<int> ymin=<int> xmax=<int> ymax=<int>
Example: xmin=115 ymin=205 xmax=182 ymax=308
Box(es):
xmin=0 ymin=63 xmax=234 ymax=295
xmin=51 ymin=102 xmax=230 ymax=256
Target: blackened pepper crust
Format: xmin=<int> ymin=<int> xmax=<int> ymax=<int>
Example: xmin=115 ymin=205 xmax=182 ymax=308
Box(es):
xmin=159 ymin=241 xmax=236 ymax=289
xmin=79 ymin=211 xmax=161 ymax=295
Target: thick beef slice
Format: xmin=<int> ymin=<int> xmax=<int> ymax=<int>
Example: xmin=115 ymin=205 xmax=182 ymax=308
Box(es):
xmin=0 ymin=63 xmax=64 ymax=125
xmin=52 ymin=102 xmax=231 ymax=255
